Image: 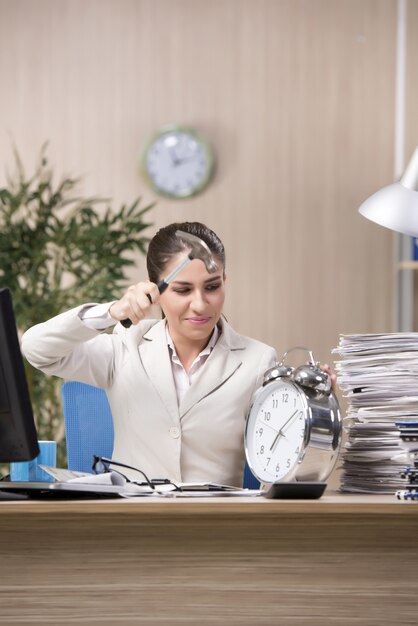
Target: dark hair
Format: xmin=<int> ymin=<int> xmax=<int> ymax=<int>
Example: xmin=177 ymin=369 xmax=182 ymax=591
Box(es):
xmin=147 ymin=222 xmax=225 ymax=283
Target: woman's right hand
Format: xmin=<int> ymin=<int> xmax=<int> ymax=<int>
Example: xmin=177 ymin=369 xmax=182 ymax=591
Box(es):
xmin=109 ymin=281 xmax=160 ymax=326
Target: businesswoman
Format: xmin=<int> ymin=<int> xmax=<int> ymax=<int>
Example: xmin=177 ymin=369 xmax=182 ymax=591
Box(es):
xmin=22 ymin=221 xmax=333 ymax=487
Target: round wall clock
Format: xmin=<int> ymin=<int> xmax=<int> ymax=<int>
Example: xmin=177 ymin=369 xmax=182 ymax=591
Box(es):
xmin=142 ymin=125 xmax=215 ymax=199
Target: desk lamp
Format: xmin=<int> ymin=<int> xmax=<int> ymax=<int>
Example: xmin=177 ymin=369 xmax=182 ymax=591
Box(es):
xmin=359 ymin=146 xmax=418 ymax=236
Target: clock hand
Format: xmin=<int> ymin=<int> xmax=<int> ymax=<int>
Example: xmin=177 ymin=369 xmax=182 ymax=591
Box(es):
xmin=270 ymin=430 xmax=282 ymax=451
xmin=279 ymin=409 xmax=299 ymax=433
xmin=167 ymin=147 xmax=181 ymax=166
xmin=269 ymin=410 xmax=299 ymax=452
xmin=171 ymin=154 xmax=196 ymax=166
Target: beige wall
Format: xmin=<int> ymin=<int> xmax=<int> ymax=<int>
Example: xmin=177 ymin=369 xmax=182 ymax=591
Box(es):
xmin=0 ymin=0 xmax=403 ymax=354
xmin=1 ymin=0 xmax=416 ymax=484
xmin=406 ymin=0 xmax=418 ymax=330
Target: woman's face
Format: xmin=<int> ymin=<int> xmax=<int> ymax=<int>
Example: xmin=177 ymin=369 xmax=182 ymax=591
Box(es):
xmin=158 ymin=253 xmax=226 ymax=346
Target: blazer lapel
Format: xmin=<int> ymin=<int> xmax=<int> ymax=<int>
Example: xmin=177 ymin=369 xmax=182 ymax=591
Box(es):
xmin=127 ymin=317 xmax=246 ymax=422
xmin=179 ymin=319 xmax=246 ymax=419
xmin=136 ymin=320 xmax=179 ymax=422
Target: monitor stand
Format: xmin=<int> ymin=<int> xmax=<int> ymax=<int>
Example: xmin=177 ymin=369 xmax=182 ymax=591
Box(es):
xmin=0 ymin=489 xmax=28 ymax=500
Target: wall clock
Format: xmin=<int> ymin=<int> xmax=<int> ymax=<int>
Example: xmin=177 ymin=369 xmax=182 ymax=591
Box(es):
xmin=142 ymin=125 xmax=215 ymax=199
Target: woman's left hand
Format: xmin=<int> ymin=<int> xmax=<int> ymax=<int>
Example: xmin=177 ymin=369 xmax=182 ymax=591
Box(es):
xmin=320 ymin=363 xmax=337 ymax=391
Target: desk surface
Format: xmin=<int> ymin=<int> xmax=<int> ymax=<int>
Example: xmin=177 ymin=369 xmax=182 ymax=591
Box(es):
xmin=0 ymin=491 xmax=416 ymax=514
xmin=1 ymin=492 xmax=417 ymax=626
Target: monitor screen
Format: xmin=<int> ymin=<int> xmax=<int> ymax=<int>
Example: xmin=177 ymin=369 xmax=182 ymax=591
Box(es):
xmin=0 ymin=287 xmax=39 ymax=462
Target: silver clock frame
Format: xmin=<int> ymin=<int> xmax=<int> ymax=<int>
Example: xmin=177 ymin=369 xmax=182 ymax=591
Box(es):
xmin=245 ymin=368 xmax=342 ymax=485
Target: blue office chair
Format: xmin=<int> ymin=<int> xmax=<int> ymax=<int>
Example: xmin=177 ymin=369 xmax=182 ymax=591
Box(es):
xmin=61 ymin=381 xmax=260 ymax=488
xmin=62 ymin=381 xmax=114 ymax=473
xmin=243 ymin=463 xmax=260 ymax=489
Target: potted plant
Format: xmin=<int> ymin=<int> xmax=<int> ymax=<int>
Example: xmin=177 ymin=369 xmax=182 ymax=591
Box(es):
xmin=0 ymin=145 xmax=154 ymax=465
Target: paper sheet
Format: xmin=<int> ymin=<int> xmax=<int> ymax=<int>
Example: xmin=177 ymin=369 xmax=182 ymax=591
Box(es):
xmin=38 ymin=466 xmax=92 ymax=481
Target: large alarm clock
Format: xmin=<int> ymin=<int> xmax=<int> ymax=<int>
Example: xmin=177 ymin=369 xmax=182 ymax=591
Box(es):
xmin=142 ymin=125 xmax=214 ymax=199
xmin=245 ymin=348 xmax=342 ymax=485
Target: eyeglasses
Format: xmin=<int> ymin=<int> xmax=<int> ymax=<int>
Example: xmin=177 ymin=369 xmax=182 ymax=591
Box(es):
xmin=92 ymin=455 xmax=180 ymax=492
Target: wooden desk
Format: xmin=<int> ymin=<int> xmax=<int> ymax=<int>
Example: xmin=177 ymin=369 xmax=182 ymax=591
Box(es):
xmin=0 ymin=493 xmax=417 ymax=625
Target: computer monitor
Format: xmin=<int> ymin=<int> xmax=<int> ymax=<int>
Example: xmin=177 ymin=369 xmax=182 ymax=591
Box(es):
xmin=0 ymin=287 xmax=39 ymax=462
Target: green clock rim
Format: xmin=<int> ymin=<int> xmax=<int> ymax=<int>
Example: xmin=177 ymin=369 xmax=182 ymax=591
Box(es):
xmin=140 ymin=125 xmax=215 ymax=199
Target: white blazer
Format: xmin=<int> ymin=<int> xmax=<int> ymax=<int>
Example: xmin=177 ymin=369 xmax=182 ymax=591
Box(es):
xmin=22 ymin=307 xmax=277 ymax=486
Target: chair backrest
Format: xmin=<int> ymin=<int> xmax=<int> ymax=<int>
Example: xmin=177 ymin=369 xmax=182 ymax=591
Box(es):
xmin=61 ymin=380 xmax=260 ymax=488
xmin=61 ymin=381 xmax=114 ymax=473
xmin=243 ymin=463 xmax=260 ymax=489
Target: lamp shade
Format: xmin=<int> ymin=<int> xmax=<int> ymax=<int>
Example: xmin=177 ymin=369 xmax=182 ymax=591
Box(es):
xmin=359 ymin=147 xmax=418 ymax=237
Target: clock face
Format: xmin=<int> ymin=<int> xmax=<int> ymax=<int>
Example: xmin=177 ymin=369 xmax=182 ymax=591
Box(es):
xmin=142 ymin=126 xmax=214 ymax=199
xmin=245 ymin=380 xmax=308 ymax=484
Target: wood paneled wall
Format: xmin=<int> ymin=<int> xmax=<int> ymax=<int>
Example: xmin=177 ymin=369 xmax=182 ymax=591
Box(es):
xmin=0 ymin=0 xmax=402 ymax=358
xmin=405 ymin=0 xmax=418 ymax=331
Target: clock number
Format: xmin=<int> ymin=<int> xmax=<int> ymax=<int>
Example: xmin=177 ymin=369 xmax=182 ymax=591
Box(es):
xmin=286 ymin=458 xmax=291 ymax=468
xmin=295 ymin=446 xmax=300 ymax=455
xmin=260 ymin=445 xmax=265 ymax=455
xmin=282 ymin=393 xmax=289 ymax=403
xmin=275 ymin=463 xmax=280 ymax=472
xmin=266 ymin=457 xmax=271 ymax=465
xmin=258 ymin=427 xmax=263 ymax=436
xmin=272 ymin=399 xmax=279 ymax=409
xmin=264 ymin=412 xmax=271 ymax=421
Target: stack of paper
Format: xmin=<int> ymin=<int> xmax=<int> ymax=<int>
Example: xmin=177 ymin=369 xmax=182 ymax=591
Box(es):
xmin=333 ymin=333 xmax=418 ymax=493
